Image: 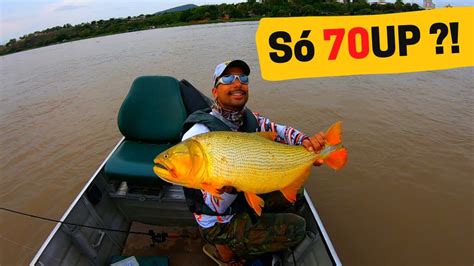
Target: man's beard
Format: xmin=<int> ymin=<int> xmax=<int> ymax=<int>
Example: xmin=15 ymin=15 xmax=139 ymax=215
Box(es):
xmin=212 ymin=98 xmax=246 ymax=127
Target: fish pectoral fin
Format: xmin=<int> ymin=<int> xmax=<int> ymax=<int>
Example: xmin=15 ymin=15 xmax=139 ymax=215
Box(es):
xmin=201 ymin=183 xmax=223 ymax=200
xmin=254 ymin=132 xmax=277 ymax=141
xmin=244 ymin=192 xmax=265 ymax=216
xmin=280 ymin=167 xmax=311 ymax=203
xmin=326 ymin=121 xmax=343 ymax=146
xmin=325 ymin=147 xmax=348 ymax=170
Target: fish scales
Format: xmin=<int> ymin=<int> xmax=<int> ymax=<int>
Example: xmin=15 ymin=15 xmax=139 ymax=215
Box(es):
xmin=197 ymin=132 xmax=316 ymax=193
xmin=153 ymin=121 xmax=347 ymax=216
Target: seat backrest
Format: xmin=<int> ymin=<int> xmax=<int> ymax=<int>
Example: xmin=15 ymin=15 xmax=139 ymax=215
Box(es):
xmin=118 ymin=76 xmax=187 ymax=143
xmin=179 ymin=79 xmax=212 ymax=114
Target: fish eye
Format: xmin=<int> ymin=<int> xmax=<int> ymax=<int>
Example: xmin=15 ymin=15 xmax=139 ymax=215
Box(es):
xmin=164 ymin=154 xmax=169 ymax=159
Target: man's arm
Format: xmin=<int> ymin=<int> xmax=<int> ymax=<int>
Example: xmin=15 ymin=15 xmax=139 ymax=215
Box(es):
xmin=254 ymin=113 xmax=309 ymax=145
xmin=254 ymin=113 xmax=326 ymax=165
xmin=182 ymin=124 xmax=237 ymax=214
xmin=182 ymin=123 xmax=210 ymax=141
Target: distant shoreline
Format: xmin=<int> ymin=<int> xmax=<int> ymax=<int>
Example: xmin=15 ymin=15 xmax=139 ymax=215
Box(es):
xmin=0 ymin=18 xmax=263 ymax=56
xmin=0 ymin=1 xmax=423 ymax=56
xmin=1 ymin=18 xmax=260 ymax=56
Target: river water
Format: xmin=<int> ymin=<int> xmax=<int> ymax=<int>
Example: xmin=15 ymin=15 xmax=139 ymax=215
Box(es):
xmin=0 ymin=22 xmax=472 ymax=265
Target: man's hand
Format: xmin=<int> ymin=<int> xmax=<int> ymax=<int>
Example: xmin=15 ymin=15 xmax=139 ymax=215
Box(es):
xmin=302 ymin=132 xmax=326 ymax=166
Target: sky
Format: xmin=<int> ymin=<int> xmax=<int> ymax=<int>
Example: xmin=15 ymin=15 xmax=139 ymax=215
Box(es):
xmin=0 ymin=0 xmax=472 ymax=44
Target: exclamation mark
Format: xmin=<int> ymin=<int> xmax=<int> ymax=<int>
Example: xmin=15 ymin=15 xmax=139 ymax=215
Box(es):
xmin=450 ymin=22 xmax=459 ymax=53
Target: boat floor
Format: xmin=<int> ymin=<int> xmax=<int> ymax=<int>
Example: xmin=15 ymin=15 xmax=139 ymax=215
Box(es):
xmin=122 ymin=222 xmax=215 ymax=266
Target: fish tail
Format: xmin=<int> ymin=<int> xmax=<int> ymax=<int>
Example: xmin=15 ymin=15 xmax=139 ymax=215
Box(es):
xmin=325 ymin=147 xmax=348 ymax=170
xmin=326 ymin=121 xmax=343 ymax=146
xmin=318 ymin=121 xmax=348 ymax=170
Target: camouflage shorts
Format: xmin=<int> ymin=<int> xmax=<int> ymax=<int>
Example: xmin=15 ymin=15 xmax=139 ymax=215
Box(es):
xmin=200 ymin=190 xmax=306 ymax=257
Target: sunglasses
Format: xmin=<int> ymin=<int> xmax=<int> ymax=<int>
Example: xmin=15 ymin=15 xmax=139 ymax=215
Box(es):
xmin=215 ymin=74 xmax=249 ymax=86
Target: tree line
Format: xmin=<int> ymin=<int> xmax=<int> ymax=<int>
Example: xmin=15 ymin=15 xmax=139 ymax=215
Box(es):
xmin=0 ymin=0 xmax=422 ymax=56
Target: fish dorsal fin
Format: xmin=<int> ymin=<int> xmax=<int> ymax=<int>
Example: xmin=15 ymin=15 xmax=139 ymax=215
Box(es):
xmin=326 ymin=121 xmax=343 ymax=146
xmin=254 ymin=132 xmax=277 ymax=141
xmin=244 ymin=192 xmax=265 ymax=216
xmin=325 ymin=147 xmax=348 ymax=170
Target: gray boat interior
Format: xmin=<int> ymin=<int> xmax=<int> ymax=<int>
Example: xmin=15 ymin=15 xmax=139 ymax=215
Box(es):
xmin=31 ymin=76 xmax=339 ymax=266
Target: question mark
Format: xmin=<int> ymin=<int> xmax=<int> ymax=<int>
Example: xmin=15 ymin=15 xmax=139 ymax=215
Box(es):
xmin=429 ymin=23 xmax=449 ymax=54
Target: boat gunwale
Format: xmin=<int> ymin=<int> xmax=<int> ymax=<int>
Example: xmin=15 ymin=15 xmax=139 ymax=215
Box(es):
xmin=30 ymin=137 xmax=126 ymax=265
xmin=304 ymin=189 xmax=342 ymax=266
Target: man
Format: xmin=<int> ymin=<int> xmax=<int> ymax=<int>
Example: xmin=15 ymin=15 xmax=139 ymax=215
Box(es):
xmin=182 ymin=60 xmax=326 ymax=265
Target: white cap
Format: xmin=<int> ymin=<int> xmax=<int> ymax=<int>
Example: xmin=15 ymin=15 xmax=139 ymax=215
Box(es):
xmin=212 ymin=60 xmax=250 ymax=87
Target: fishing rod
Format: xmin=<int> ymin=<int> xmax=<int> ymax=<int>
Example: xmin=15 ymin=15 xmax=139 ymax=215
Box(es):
xmin=0 ymin=207 xmax=192 ymax=246
xmin=2 ymin=207 xmax=300 ymax=265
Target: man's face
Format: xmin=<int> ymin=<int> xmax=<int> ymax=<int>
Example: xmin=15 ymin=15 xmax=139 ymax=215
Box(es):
xmin=212 ymin=66 xmax=249 ymax=111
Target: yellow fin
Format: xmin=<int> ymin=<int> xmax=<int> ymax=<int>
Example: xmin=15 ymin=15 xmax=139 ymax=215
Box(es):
xmin=280 ymin=167 xmax=311 ymax=203
xmin=244 ymin=192 xmax=265 ymax=216
xmin=326 ymin=121 xmax=343 ymax=146
xmin=201 ymin=183 xmax=222 ymax=200
xmin=255 ymin=132 xmax=277 ymax=141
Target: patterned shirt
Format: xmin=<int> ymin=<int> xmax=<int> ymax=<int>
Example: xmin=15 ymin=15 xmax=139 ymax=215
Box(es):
xmin=181 ymin=112 xmax=308 ymax=228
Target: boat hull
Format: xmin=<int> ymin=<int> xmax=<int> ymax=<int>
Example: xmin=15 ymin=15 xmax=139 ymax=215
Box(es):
xmin=31 ymin=139 xmax=341 ymax=266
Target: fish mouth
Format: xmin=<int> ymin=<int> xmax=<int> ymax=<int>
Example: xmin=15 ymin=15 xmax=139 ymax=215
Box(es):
xmin=153 ymin=160 xmax=188 ymax=186
xmin=153 ymin=160 xmax=174 ymax=181
xmin=155 ymin=162 xmax=167 ymax=170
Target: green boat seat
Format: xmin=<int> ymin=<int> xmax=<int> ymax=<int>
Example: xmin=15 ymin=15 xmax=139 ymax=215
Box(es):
xmin=104 ymin=141 xmax=173 ymax=185
xmin=105 ymin=76 xmax=187 ymax=186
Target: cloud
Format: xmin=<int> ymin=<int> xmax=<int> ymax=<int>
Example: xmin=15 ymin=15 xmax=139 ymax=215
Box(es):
xmin=53 ymin=4 xmax=87 ymax=12
xmin=0 ymin=0 xmax=92 ymax=43
xmin=46 ymin=0 xmax=91 ymax=13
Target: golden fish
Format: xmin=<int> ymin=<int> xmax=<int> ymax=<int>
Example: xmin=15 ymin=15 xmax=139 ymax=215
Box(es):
xmin=153 ymin=121 xmax=347 ymax=215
